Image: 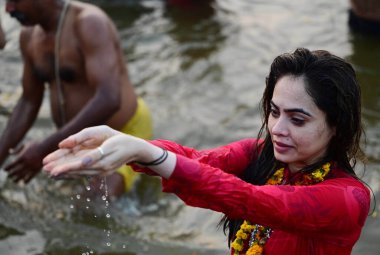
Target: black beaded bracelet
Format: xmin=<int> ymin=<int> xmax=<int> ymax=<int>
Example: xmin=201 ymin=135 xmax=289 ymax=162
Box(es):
xmin=135 ymin=148 xmax=168 ymax=166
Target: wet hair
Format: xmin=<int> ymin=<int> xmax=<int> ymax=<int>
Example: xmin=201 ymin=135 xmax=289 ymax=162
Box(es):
xmin=221 ymin=47 xmax=366 ymax=244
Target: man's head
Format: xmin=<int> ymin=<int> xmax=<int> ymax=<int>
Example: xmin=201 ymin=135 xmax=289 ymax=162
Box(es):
xmin=5 ymin=0 xmax=53 ymax=26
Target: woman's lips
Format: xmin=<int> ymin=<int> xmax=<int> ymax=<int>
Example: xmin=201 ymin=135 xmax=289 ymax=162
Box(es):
xmin=274 ymin=141 xmax=292 ymax=153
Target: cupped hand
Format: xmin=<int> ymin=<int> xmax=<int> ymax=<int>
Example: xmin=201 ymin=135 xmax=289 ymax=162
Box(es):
xmin=4 ymin=141 xmax=44 ymax=183
xmin=43 ymin=130 xmax=147 ymax=179
xmin=58 ymin=125 xmax=121 ymax=150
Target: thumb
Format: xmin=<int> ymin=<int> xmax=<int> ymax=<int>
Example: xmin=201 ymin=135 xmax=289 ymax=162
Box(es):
xmin=9 ymin=143 xmax=24 ymax=155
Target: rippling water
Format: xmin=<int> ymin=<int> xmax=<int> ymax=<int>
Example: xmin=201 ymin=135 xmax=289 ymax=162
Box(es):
xmin=1 ymin=0 xmax=379 ymax=254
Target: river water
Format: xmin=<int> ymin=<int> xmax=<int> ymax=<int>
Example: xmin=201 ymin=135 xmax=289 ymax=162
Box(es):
xmin=0 ymin=0 xmax=379 ymax=254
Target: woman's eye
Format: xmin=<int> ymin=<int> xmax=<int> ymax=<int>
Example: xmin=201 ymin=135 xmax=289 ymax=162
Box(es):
xmin=270 ymin=108 xmax=279 ymax=117
xmin=291 ymin=118 xmax=305 ymax=126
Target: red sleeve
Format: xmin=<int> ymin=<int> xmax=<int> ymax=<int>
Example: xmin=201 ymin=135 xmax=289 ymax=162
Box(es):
xmin=162 ymin=157 xmax=370 ymax=241
xmin=132 ymin=138 xmax=257 ymax=176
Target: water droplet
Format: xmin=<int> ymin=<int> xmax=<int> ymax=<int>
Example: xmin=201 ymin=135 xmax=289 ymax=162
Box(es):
xmin=70 ymin=205 xmax=74 ymax=209
xmin=106 ymin=242 xmax=111 ymax=247
xmin=86 ymin=186 xmax=91 ymax=191
xmin=122 ymin=245 xmax=126 ymax=249
xmin=86 ymin=198 xmax=91 ymax=202
xmin=106 ymin=213 xmax=110 ymax=218
xmin=102 ymin=195 xmax=106 ymax=201
xmin=86 ymin=206 xmax=89 ymax=209
xmin=76 ymin=194 xmax=81 ymax=199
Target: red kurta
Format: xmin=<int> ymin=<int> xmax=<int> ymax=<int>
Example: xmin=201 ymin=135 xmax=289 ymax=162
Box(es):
xmin=133 ymin=138 xmax=370 ymax=254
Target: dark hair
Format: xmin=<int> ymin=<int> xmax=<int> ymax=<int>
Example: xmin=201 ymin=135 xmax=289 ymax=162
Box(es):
xmin=221 ymin=48 xmax=365 ymax=244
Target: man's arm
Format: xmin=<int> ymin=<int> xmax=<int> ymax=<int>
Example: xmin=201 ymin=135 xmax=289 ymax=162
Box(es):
xmin=0 ymin=29 xmax=44 ymax=167
xmin=0 ymin=18 xmax=6 ymax=49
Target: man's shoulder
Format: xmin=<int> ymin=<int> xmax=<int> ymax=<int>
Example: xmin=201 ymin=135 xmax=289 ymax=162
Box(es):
xmin=73 ymin=1 xmax=110 ymax=24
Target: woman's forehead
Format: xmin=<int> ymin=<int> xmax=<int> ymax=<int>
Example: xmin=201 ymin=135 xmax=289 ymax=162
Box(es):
xmin=272 ymin=76 xmax=319 ymax=113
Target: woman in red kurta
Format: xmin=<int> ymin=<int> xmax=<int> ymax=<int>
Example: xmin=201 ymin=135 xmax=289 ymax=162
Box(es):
xmin=43 ymin=48 xmax=371 ymax=255
xmin=143 ymin=138 xmax=369 ymax=254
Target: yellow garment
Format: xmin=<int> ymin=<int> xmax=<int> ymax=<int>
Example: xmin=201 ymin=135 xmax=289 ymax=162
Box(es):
xmin=116 ymin=97 xmax=153 ymax=192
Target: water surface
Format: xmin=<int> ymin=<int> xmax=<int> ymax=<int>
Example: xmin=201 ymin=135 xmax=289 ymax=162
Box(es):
xmin=0 ymin=0 xmax=379 ymax=254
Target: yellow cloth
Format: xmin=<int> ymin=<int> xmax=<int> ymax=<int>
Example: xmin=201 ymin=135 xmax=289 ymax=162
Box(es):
xmin=116 ymin=97 xmax=153 ymax=192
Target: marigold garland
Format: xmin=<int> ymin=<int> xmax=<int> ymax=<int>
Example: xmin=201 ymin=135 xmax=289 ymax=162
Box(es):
xmin=231 ymin=162 xmax=331 ymax=255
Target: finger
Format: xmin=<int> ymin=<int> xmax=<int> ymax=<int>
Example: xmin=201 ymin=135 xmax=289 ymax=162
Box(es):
xmin=9 ymin=143 xmax=24 ymax=155
xmin=24 ymin=170 xmax=39 ymax=184
xmin=62 ymin=169 xmax=101 ymax=177
xmin=58 ymin=127 xmax=104 ymax=149
xmin=49 ymin=148 xmax=103 ymax=176
xmin=4 ymin=156 xmax=22 ymax=172
xmin=81 ymin=146 xmax=108 ymax=167
xmin=7 ymin=164 xmax=27 ymax=182
xmin=43 ymin=148 xmax=71 ymax=165
xmin=43 ymin=148 xmax=95 ymax=174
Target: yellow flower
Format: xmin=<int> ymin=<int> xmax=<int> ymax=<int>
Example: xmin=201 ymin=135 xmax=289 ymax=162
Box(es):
xmin=273 ymin=168 xmax=284 ymax=179
xmin=311 ymin=170 xmax=323 ymax=181
xmin=322 ymin=162 xmax=331 ymax=171
xmin=232 ymin=240 xmax=243 ymax=251
xmin=246 ymin=244 xmax=263 ymax=255
xmin=236 ymin=230 xmax=248 ymax=239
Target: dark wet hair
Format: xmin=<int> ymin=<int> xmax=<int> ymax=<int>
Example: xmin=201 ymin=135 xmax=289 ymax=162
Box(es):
xmin=221 ymin=47 xmax=366 ymax=244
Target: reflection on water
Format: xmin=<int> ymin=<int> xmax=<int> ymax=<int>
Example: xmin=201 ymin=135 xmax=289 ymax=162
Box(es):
xmin=348 ymin=32 xmax=380 ymax=164
xmin=163 ymin=0 xmax=225 ymax=70
xmin=0 ymin=0 xmax=380 ymax=254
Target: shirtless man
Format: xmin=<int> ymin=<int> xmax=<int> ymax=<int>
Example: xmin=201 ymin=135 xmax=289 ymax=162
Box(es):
xmin=0 ymin=0 xmax=152 ymax=197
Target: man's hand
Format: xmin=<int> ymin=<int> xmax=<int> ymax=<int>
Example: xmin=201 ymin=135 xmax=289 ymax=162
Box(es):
xmin=4 ymin=141 xmax=44 ymax=183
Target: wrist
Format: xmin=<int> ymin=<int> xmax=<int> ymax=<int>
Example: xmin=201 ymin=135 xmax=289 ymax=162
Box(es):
xmin=134 ymin=139 xmax=165 ymax=165
xmin=135 ymin=148 xmax=168 ymax=166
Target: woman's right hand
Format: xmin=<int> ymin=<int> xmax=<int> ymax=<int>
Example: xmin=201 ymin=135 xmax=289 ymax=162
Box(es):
xmin=58 ymin=125 xmax=121 ymax=150
xmin=42 ymin=125 xmax=142 ymax=177
xmin=43 ymin=125 xmax=176 ymax=180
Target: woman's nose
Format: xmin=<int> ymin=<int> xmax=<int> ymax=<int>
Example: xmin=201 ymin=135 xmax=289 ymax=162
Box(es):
xmin=271 ymin=117 xmax=289 ymax=136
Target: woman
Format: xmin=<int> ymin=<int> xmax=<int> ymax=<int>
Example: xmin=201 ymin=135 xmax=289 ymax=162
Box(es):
xmin=43 ymin=48 xmax=370 ymax=255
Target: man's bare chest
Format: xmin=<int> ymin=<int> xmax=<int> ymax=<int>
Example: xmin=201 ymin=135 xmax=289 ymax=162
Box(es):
xmin=30 ymin=36 xmax=82 ymax=84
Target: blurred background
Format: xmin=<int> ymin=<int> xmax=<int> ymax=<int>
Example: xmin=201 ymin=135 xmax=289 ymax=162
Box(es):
xmin=0 ymin=0 xmax=379 ymax=254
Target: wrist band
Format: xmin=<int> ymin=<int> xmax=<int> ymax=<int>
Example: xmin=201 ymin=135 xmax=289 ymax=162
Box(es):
xmin=135 ymin=148 xmax=168 ymax=166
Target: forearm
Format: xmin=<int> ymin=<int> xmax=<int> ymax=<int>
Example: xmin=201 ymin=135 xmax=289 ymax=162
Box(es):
xmin=162 ymin=159 xmax=369 ymax=238
xmin=63 ymin=87 xmax=119 ymax=131
xmin=0 ymin=24 xmax=5 ymax=49
xmin=148 ymin=138 xmax=255 ymax=176
xmin=0 ymin=99 xmax=40 ymax=163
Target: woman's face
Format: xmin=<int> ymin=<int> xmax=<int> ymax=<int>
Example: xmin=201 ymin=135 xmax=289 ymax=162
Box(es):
xmin=267 ymin=75 xmax=335 ymax=173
